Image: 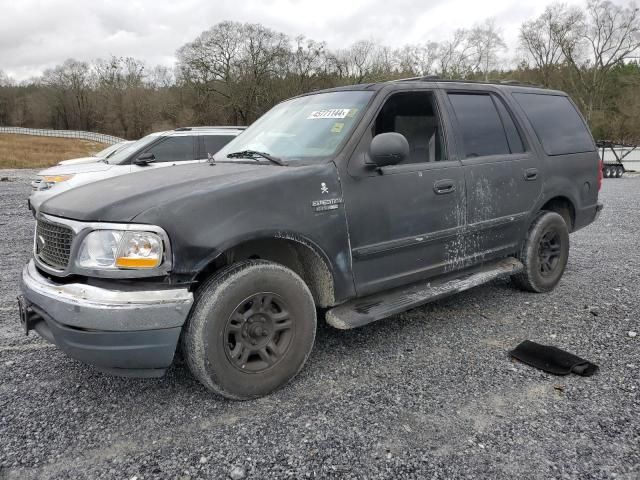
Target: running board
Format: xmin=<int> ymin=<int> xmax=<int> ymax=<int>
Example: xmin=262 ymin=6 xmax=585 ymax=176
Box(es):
xmin=326 ymin=257 xmax=523 ymax=330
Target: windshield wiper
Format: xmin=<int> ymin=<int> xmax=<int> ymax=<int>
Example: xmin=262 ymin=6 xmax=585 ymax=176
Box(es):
xmin=226 ymin=150 xmax=286 ymax=166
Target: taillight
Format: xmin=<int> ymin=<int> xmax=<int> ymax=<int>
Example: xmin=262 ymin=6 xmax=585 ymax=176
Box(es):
xmin=597 ymin=158 xmax=603 ymax=191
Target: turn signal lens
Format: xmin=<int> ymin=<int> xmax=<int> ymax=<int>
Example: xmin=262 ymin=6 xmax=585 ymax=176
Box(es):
xmin=115 ymin=257 xmax=160 ymax=268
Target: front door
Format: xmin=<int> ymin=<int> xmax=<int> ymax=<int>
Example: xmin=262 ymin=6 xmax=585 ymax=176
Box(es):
xmin=130 ymin=135 xmax=198 ymax=173
xmin=444 ymin=90 xmax=542 ymax=263
xmin=343 ymin=90 xmax=466 ymax=296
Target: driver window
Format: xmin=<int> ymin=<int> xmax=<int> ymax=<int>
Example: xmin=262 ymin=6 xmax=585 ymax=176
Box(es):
xmin=374 ymin=92 xmax=445 ymax=163
xmin=144 ymin=136 xmax=194 ymax=163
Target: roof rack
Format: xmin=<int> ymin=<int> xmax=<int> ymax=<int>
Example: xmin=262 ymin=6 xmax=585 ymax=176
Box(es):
xmin=390 ymin=75 xmax=441 ymax=82
xmin=390 ymin=76 xmax=543 ymax=88
xmin=174 ymin=126 xmax=247 ymax=131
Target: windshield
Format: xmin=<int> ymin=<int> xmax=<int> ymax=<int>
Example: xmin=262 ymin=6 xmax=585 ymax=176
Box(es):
xmin=108 ymin=135 xmax=159 ymax=164
xmin=94 ymin=143 xmax=120 ymax=158
xmin=215 ymin=91 xmax=373 ymax=163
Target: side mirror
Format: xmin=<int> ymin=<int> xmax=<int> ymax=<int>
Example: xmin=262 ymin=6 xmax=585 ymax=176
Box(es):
xmin=134 ymin=152 xmax=156 ymax=165
xmin=367 ymin=132 xmax=410 ymax=168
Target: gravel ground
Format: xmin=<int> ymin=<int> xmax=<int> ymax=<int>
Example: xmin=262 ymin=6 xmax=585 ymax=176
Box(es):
xmin=0 ymin=169 xmax=638 ymax=479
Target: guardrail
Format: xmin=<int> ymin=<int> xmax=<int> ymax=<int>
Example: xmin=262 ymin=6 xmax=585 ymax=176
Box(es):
xmin=0 ymin=126 xmax=125 ymax=145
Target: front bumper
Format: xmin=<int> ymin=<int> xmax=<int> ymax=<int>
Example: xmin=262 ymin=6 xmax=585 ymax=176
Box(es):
xmin=19 ymin=260 xmax=194 ymax=377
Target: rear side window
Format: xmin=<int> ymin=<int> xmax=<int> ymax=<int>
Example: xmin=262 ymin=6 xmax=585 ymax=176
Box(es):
xmin=513 ymin=93 xmax=595 ymax=155
xmin=448 ymin=93 xmax=511 ymax=158
xmin=145 ymin=136 xmax=194 ymax=163
xmin=202 ymin=135 xmax=235 ymax=157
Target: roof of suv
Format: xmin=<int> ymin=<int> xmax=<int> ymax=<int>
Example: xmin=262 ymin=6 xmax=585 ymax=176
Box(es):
xmin=149 ymin=126 xmax=247 ymax=138
xmin=308 ymin=77 xmax=565 ymax=96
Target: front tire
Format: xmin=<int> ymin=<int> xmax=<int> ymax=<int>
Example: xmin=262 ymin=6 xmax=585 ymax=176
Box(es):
xmin=513 ymin=211 xmax=570 ymax=293
xmin=183 ymin=260 xmax=317 ymax=400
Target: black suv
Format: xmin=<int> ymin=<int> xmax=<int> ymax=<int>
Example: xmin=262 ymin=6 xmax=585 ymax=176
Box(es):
xmin=19 ymin=79 xmax=603 ymax=399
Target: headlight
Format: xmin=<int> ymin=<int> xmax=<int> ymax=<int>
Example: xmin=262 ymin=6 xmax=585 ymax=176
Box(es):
xmin=36 ymin=174 xmax=74 ymax=190
xmin=77 ymin=230 xmax=164 ymax=270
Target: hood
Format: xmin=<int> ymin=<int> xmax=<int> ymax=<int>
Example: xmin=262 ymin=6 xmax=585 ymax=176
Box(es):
xmin=58 ymin=156 xmax=99 ymax=166
xmin=39 ymin=161 xmax=112 ymax=175
xmin=40 ymin=161 xmax=288 ymax=222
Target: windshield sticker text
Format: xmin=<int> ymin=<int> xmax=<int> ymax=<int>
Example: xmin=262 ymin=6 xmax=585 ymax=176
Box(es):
xmin=307 ymin=109 xmax=350 ymax=120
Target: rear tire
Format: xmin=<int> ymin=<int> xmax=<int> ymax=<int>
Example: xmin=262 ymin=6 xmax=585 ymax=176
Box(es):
xmin=513 ymin=211 xmax=570 ymax=293
xmin=182 ymin=260 xmax=317 ymax=400
xmin=604 ymin=166 xmax=611 ymax=178
xmin=616 ymin=166 xmax=623 ymax=178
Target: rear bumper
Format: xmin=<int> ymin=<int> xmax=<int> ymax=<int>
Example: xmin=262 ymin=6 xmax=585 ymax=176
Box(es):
xmin=19 ymin=260 xmax=194 ymax=377
xmin=594 ymin=202 xmax=604 ymax=222
xmin=573 ymin=202 xmax=604 ymax=232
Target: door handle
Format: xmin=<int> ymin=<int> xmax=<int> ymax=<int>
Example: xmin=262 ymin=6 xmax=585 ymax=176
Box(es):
xmin=434 ymin=179 xmax=455 ymax=194
xmin=524 ymin=168 xmax=538 ymax=181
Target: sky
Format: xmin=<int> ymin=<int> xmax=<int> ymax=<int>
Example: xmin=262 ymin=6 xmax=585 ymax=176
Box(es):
xmin=0 ymin=0 xmax=628 ymax=81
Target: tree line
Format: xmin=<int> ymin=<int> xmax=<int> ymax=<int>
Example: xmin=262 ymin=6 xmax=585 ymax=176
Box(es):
xmin=0 ymin=0 xmax=639 ymax=143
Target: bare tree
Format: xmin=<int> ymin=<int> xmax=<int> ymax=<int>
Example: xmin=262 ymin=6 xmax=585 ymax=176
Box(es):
xmin=560 ymin=0 xmax=640 ymax=119
xmin=519 ymin=4 xmax=581 ymax=86
xmin=287 ymin=36 xmax=327 ymax=93
xmin=42 ymin=59 xmax=96 ymax=130
xmin=396 ymin=43 xmax=440 ymax=76
xmin=0 ymin=70 xmax=13 ymax=87
xmin=176 ymin=21 xmax=245 ymax=122
xmin=469 ymin=19 xmax=507 ymax=80
xmin=343 ymin=40 xmax=378 ymax=83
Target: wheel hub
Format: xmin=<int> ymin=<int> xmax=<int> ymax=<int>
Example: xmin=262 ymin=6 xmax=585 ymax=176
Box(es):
xmin=243 ymin=316 xmax=272 ymax=346
xmin=538 ymin=230 xmax=561 ymax=277
xmin=224 ymin=292 xmax=294 ymax=373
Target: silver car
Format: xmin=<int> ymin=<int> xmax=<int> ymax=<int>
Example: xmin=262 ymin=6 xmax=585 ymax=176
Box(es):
xmin=29 ymin=127 xmax=245 ymax=214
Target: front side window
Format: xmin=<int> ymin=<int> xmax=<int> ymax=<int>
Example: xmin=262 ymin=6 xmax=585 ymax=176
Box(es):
xmin=513 ymin=93 xmax=595 ymax=156
xmin=215 ymin=91 xmax=373 ymax=162
xmin=374 ymin=91 xmax=446 ymax=163
xmin=145 ymin=136 xmax=194 ymax=163
xmin=448 ymin=93 xmax=511 ymax=158
xmin=109 ymin=136 xmax=157 ymax=164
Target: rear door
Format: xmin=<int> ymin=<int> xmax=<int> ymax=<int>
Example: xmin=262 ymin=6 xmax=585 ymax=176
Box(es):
xmin=443 ymin=90 xmax=542 ymax=263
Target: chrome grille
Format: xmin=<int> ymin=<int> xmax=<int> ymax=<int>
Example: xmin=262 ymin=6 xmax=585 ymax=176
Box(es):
xmin=35 ymin=219 xmax=74 ymax=270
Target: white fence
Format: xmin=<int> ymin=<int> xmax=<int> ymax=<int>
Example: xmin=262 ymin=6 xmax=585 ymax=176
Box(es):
xmin=0 ymin=126 xmax=125 ymax=145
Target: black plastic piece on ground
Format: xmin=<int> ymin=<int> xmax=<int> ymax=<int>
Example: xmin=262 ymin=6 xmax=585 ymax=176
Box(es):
xmin=510 ymin=340 xmax=599 ymax=376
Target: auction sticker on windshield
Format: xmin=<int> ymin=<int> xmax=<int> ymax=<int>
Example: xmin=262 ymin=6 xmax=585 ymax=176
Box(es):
xmin=307 ymin=109 xmax=351 ymax=120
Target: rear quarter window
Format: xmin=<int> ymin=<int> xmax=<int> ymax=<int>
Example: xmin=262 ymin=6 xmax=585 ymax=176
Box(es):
xmin=513 ymin=93 xmax=595 ymax=156
xmin=202 ymin=135 xmax=235 ymax=157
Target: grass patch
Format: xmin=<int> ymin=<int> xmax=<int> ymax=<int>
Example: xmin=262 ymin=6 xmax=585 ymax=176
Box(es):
xmin=0 ymin=134 xmax=106 ymax=169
